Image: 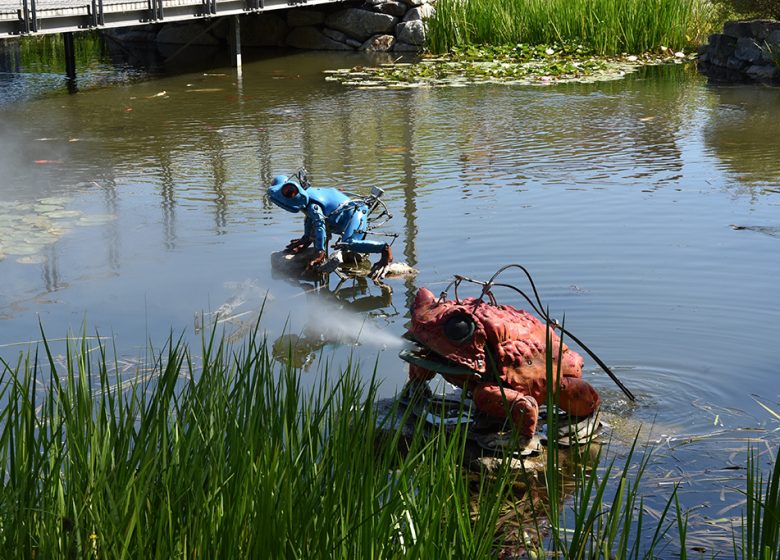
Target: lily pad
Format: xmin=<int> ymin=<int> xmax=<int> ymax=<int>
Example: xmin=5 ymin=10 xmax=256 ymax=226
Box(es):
xmin=22 ymin=215 xmax=53 ymax=228
xmin=77 ymin=214 xmax=116 ymax=226
xmin=5 ymin=243 xmax=43 ymax=256
xmin=38 ymin=196 xmax=71 ymax=206
xmin=45 ymin=210 xmax=82 ymax=219
xmin=324 ymin=43 xmax=675 ymax=89
xmin=16 ymin=255 xmax=47 ymax=265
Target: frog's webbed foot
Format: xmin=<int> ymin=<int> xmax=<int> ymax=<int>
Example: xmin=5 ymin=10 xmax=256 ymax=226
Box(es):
xmin=400 ymin=378 xmax=433 ymax=404
xmin=286 ymin=237 xmax=312 ymax=254
xmin=369 ymin=245 xmax=393 ymax=280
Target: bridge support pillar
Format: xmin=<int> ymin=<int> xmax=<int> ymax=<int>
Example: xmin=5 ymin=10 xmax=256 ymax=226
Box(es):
xmin=63 ymin=32 xmax=78 ymax=92
xmin=228 ymin=16 xmax=242 ymax=75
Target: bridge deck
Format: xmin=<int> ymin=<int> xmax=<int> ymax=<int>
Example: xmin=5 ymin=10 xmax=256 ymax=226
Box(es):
xmin=0 ymin=0 xmax=342 ymax=38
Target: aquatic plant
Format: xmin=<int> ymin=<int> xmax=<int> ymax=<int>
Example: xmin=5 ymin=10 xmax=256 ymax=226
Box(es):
xmin=324 ymin=43 xmax=691 ymax=89
xmin=0 ymin=325 xmax=776 ymax=557
xmin=426 ymin=0 xmax=716 ymax=56
xmin=739 ymin=444 xmax=780 ymax=559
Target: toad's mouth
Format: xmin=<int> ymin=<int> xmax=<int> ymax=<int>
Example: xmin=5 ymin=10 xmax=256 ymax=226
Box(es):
xmin=399 ymin=332 xmax=482 ymax=379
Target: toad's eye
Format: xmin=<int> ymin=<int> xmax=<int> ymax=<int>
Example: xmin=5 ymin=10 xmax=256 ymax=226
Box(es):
xmin=281 ymin=183 xmax=298 ymax=198
xmin=442 ymin=313 xmax=475 ymax=343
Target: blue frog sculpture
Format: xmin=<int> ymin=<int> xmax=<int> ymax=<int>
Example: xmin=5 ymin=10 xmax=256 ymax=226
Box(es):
xmin=267 ymin=172 xmax=393 ymax=278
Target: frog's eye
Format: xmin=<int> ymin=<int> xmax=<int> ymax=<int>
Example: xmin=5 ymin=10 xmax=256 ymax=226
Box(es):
xmin=281 ymin=183 xmax=298 ymax=199
xmin=442 ymin=313 xmax=475 ymax=343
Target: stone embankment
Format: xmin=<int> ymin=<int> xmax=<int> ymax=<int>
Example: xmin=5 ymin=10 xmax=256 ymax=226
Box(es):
xmin=697 ymin=19 xmax=780 ymax=83
xmin=108 ymin=1 xmax=434 ymax=53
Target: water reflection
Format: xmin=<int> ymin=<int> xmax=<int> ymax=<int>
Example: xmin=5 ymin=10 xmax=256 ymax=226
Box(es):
xmin=1 ymin=52 xmax=780 ymax=551
xmin=703 ymin=84 xmax=780 ymax=191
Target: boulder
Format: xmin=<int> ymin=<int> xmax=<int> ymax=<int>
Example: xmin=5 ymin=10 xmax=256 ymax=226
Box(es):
xmin=723 ymin=20 xmax=754 ymax=39
xmin=698 ymin=21 xmax=780 ymax=84
xmin=393 ymin=41 xmax=420 ymax=52
xmin=734 ymin=37 xmax=763 ymax=64
xmin=360 ymin=34 xmax=395 ymax=51
xmin=750 ymin=19 xmax=780 ymax=41
xmin=286 ymin=26 xmax=354 ymax=50
xmin=323 ymin=27 xmax=362 ymax=48
xmin=287 ymin=8 xmax=325 ymax=28
xmin=395 ymin=20 xmax=425 ymax=46
xmin=403 ymin=4 xmax=435 ymax=22
xmin=372 ymin=1 xmax=408 ymax=17
xmin=324 ymin=8 xmax=397 ymax=41
xmin=242 ymin=13 xmax=287 ymax=47
xmin=707 ymin=33 xmax=737 ymax=67
xmin=745 ymin=64 xmax=780 ymax=81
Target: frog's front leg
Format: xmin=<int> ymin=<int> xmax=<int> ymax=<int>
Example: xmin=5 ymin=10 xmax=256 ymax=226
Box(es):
xmin=527 ymin=377 xmax=600 ymax=418
xmin=402 ymin=364 xmax=435 ymax=400
xmin=555 ymin=378 xmax=600 ymax=418
xmin=472 ymin=383 xmax=539 ymax=440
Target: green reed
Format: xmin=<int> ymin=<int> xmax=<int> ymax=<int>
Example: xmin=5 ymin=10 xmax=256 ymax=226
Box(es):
xmin=426 ymin=0 xmax=715 ymax=55
xmin=0 ymin=324 xmax=776 ymax=558
xmin=0 ymin=328 xmax=517 ymax=558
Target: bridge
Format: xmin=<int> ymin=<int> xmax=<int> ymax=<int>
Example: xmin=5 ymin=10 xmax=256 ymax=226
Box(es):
xmin=0 ymin=0 xmax=346 ymax=79
xmin=0 ymin=0 xmax=342 ymax=38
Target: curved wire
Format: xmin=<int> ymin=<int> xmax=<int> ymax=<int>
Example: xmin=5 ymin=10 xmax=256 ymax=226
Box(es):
xmin=437 ymin=264 xmax=636 ymax=402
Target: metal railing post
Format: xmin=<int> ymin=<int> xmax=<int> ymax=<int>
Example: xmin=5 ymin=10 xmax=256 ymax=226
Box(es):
xmin=21 ymin=0 xmax=31 ymax=34
xmin=30 ymin=0 xmax=38 ymax=32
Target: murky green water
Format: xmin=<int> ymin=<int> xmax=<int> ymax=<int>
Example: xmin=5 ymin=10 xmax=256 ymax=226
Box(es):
xmin=1 ymin=43 xmax=779 ymax=550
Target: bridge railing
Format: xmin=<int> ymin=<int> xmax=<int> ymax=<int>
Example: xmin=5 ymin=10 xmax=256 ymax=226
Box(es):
xmin=0 ymin=0 xmax=343 ymax=39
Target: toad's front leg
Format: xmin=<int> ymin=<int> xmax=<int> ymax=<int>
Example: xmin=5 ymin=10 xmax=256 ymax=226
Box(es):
xmin=472 ymin=383 xmax=539 ymax=441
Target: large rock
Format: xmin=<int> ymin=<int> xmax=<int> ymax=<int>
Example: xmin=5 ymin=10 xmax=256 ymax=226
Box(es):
xmin=393 ymin=41 xmax=420 ymax=52
xmin=734 ymin=37 xmax=763 ymax=64
xmin=372 ymin=1 xmax=408 ymax=17
xmin=723 ymin=20 xmax=755 ymax=39
xmin=707 ymin=33 xmax=737 ymax=67
xmin=287 ymin=8 xmax=325 ymax=28
xmin=395 ymin=20 xmax=425 ymax=46
xmin=286 ymin=26 xmax=353 ymax=50
xmin=745 ymin=64 xmax=780 ymax=81
xmin=323 ymin=27 xmax=362 ymax=48
xmin=242 ymin=13 xmax=287 ymax=47
xmin=403 ymin=4 xmax=434 ymax=22
xmin=750 ymin=19 xmax=780 ymax=41
xmin=361 ymin=34 xmax=395 ymax=51
xmin=698 ymin=21 xmax=780 ymax=84
xmin=324 ymin=8 xmax=397 ymax=41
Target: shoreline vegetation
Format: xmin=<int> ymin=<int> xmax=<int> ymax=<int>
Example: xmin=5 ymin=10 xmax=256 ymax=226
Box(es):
xmin=328 ymin=0 xmax=715 ymax=88
xmin=0 ymin=329 xmax=777 ymax=557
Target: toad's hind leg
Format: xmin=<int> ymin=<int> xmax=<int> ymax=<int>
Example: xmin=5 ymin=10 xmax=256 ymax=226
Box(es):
xmin=472 ymin=384 xmax=539 ymax=440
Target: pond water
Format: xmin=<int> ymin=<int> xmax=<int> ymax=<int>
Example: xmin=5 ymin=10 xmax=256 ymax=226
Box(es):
xmin=1 ymin=41 xmax=779 ymax=551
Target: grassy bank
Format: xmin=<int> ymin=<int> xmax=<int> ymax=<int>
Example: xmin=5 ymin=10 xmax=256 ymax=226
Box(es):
xmin=0 ymin=328 xmax=777 ymax=557
xmin=426 ymin=0 xmax=715 ymax=55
